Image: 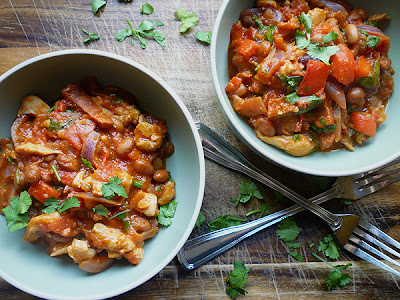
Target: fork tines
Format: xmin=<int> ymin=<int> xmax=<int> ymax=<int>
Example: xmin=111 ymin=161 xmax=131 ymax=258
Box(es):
xmin=344 ymin=219 xmax=400 ymax=277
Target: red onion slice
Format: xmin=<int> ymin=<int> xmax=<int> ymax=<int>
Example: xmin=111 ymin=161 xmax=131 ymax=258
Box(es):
xmin=325 ymin=80 xmax=346 ymax=109
xmin=81 ymin=131 xmax=100 ymax=164
xmin=356 ymin=25 xmax=386 ymax=37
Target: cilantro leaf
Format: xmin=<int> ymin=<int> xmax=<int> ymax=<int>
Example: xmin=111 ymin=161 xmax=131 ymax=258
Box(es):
xmin=43 ymin=197 xmax=59 ymax=214
xmin=101 ymin=176 xmax=128 ymax=200
xmin=230 ymin=180 xmax=264 ymax=207
xmin=174 ymin=8 xmax=199 ymax=33
xmin=359 ymin=30 xmax=380 ymax=48
xmin=92 ymin=204 xmax=109 ymax=217
xmin=82 ymin=29 xmax=100 ymax=44
xmin=306 ymin=43 xmax=340 ymax=65
xmin=156 ymin=21 xmax=165 ymax=27
xmin=2 ymin=192 xmax=32 ymax=232
xmin=57 ymin=197 xmax=81 ymax=213
xmin=195 ymin=31 xmax=212 ymax=44
xmin=158 ymin=199 xmax=178 ymax=226
xmin=313 ymin=253 xmax=352 ymax=290
xmin=295 ymin=30 xmax=310 ymax=49
xmin=195 ymin=211 xmax=206 ymax=228
xmin=264 ymin=24 xmax=276 ymax=44
xmin=92 ymin=0 xmax=107 ymax=14
xmin=286 ymin=242 xmax=301 ymax=249
xmin=133 ymin=180 xmax=144 ymax=188
xmin=142 ymin=29 xmax=166 ymax=49
xmin=141 ymin=3 xmax=154 ymax=15
xmin=81 ymin=155 xmax=95 ymax=171
xmin=138 ymin=20 xmax=154 ymax=32
xmin=288 ymin=251 xmax=304 ymax=261
xmin=276 ymin=217 xmax=302 ymax=242
xmin=322 ymin=31 xmax=338 ymax=44
xmin=298 ymin=12 xmax=312 ymax=40
xmin=318 ymin=234 xmax=341 ymax=259
xmin=208 ymin=215 xmax=246 ymax=232
xmin=226 ymin=262 xmax=251 ymax=298
xmin=116 ymin=28 xmax=133 ymax=42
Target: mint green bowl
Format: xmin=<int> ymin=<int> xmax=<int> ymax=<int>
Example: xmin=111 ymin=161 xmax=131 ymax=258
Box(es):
xmin=0 ymin=50 xmax=205 ymax=299
xmin=211 ymin=0 xmax=399 ymax=176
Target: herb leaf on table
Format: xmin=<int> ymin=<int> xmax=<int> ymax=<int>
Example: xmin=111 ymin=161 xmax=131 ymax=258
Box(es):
xmin=174 ymin=8 xmax=199 ymax=33
xmin=226 ymin=261 xmax=251 ymax=298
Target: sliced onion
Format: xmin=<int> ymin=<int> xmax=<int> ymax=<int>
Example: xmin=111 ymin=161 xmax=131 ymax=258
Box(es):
xmin=308 ymin=0 xmax=347 ymax=13
xmin=11 ymin=115 xmax=29 ymax=146
xmin=356 ymin=25 xmax=386 ymax=37
xmin=325 ymin=80 xmax=346 ymax=109
xmin=81 ymin=131 xmax=100 ymax=164
xmin=332 ymin=102 xmax=342 ymax=142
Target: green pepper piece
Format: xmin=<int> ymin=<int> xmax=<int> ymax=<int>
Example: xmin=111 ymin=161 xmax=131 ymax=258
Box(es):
xmin=358 ymin=59 xmax=380 ymax=88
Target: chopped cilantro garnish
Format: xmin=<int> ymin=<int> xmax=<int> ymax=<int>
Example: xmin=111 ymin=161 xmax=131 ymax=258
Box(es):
xmin=229 ymin=179 xmax=263 ymax=207
xmin=47 ymin=106 xmax=55 ymax=113
xmin=156 ymin=21 xmax=165 ymax=27
xmin=48 ymin=117 xmax=74 ymax=131
xmin=208 ymin=215 xmax=246 ymax=232
xmin=313 ymin=253 xmax=352 ymax=290
xmin=92 ymin=0 xmax=107 ymax=14
xmin=276 ymin=217 xmax=302 ymax=242
xmin=116 ymin=20 xmax=166 ymax=49
xmin=359 ymin=30 xmax=380 ymax=48
xmin=141 ymin=3 xmax=154 ymax=14
xmin=174 ymin=8 xmax=199 ymax=33
xmin=280 ymin=75 xmax=303 ymax=88
xmin=226 ymin=261 xmax=251 ymax=298
xmin=158 ymin=199 xmax=178 ymax=226
xmin=8 ymin=157 xmax=15 ymax=164
xmin=322 ymin=31 xmax=338 ymax=44
xmin=43 ymin=197 xmax=59 ymax=214
xmin=320 ymin=118 xmax=326 ymax=124
xmin=286 ymin=242 xmax=302 ymax=249
xmin=82 ymin=29 xmax=100 ymax=44
xmin=264 ymin=24 xmax=276 ymax=44
xmin=81 ymin=156 xmax=95 ymax=171
xmin=43 ymin=196 xmax=80 ymax=214
xmin=195 ymin=31 xmax=212 ymax=45
xmin=288 ymin=251 xmax=304 ymax=261
xmin=57 ymin=197 xmax=81 ymax=213
xmin=318 ymin=234 xmax=341 ymax=259
xmin=306 ymin=43 xmax=340 ymax=65
xmin=51 ymin=164 xmax=61 ymax=182
xmin=309 ymin=243 xmax=315 ymax=248
xmin=101 ymin=176 xmax=128 ymax=200
xmin=293 ymin=134 xmax=301 ymax=142
xmin=246 ymin=202 xmax=270 ymax=218
xmin=133 ymin=180 xmax=144 ymax=189
xmin=2 ymin=191 xmax=32 ymax=232
xmin=195 ymin=211 xmax=206 ymax=228
xmin=92 ymin=204 xmax=131 ymax=222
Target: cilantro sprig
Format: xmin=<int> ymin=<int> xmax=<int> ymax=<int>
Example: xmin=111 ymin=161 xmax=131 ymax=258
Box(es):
xmin=92 ymin=204 xmax=131 ymax=229
xmin=318 ymin=234 xmax=341 ymax=259
xmin=158 ymin=199 xmax=178 ymax=227
xmin=174 ymin=8 xmax=199 ymax=33
xmin=276 ymin=217 xmax=302 ymax=242
xmin=195 ymin=31 xmax=212 ymax=44
xmin=226 ymin=261 xmax=251 ymax=298
xmin=141 ymin=3 xmax=154 ymax=15
xmin=245 ymin=202 xmax=270 ymax=219
xmin=82 ymin=29 xmax=100 ymax=44
xmin=195 ymin=211 xmax=206 ymax=228
xmin=92 ymin=0 xmax=106 ymax=14
xmin=2 ymin=191 xmax=32 ymax=232
xmin=208 ymin=215 xmax=246 ymax=232
xmin=101 ymin=176 xmax=128 ymax=200
xmin=359 ymin=30 xmax=380 ymax=48
xmin=116 ymin=20 xmax=166 ymax=49
xmin=43 ymin=196 xmax=81 ymax=214
xmin=229 ymin=179 xmax=263 ymax=207
xmin=313 ymin=253 xmax=352 ymax=290
xmin=81 ymin=155 xmax=95 ymax=171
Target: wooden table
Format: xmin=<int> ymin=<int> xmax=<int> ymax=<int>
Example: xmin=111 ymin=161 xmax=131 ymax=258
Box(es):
xmin=1 ymin=1 xmax=399 ymax=299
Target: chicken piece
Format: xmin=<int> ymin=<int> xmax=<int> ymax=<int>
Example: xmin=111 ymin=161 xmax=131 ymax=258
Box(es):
xmin=89 ymin=223 xmax=135 ymax=255
xmin=15 ymin=143 xmax=62 ymax=156
xmin=17 ymin=95 xmax=50 ymax=116
xmin=134 ymin=121 xmax=166 ymax=152
xmin=24 ymin=212 xmax=80 ymax=242
xmin=78 ymin=256 xmax=115 ymax=273
xmin=157 ymin=180 xmax=175 ymax=205
xmin=130 ymin=190 xmax=159 ymax=217
xmin=68 ymin=239 xmax=97 ymax=263
xmin=124 ymin=248 xmax=144 ymax=265
xmin=256 ymin=132 xmax=315 ymax=156
xmin=48 ymin=242 xmax=72 ymax=257
xmin=231 ymin=95 xmax=267 ymax=118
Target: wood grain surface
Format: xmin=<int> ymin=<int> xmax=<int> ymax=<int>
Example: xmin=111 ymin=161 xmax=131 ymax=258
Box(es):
xmin=0 ymin=1 xmax=400 ymax=299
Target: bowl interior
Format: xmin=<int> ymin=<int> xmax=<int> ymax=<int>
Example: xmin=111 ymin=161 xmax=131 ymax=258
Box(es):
xmin=211 ymin=0 xmax=399 ymax=176
xmin=0 ymin=50 xmax=205 ymax=299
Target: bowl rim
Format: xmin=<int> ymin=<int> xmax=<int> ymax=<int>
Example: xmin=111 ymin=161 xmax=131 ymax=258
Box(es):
xmin=0 ymin=49 xmax=206 ymax=300
xmin=210 ymin=0 xmax=399 ymax=177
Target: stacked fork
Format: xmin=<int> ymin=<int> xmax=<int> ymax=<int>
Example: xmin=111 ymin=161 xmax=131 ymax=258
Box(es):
xmin=178 ymin=122 xmax=400 ymax=277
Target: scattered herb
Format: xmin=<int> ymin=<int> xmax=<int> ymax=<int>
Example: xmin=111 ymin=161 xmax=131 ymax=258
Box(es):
xmin=359 ymin=30 xmax=380 ymax=48
xmin=133 ymin=180 xmax=144 ymax=189
xmin=47 ymin=106 xmax=54 ymax=113
xmin=195 ymin=31 xmax=212 ymax=44
xmin=288 ymin=251 xmax=304 ymax=261
xmin=306 ymin=43 xmax=340 ymax=65
xmin=195 ymin=211 xmax=206 ymax=228
xmin=264 ymin=24 xmax=276 ymax=44
xmin=48 ymin=117 xmax=74 ymax=131
xmin=81 ymin=155 xmax=95 ymax=171
xmin=8 ymin=157 xmax=15 ymax=164
xmin=311 ymin=123 xmax=336 ymax=134
xmin=364 ymin=21 xmax=378 ymax=27
xmin=101 ymin=176 xmax=128 ymax=200
xmin=92 ymin=0 xmax=107 ymax=14
xmin=313 ymin=253 xmax=352 ymax=290
xmin=92 ymin=204 xmax=131 ymax=220
xmin=156 ymin=21 xmax=165 ymax=27
xmin=246 ymin=202 xmax=270 ymax=218
xmin=82 ymin=29 xmax=100 ymax=44
xmin=229 ymin=179 xmax=263 ymax=207
xmin=1 ymin=191 xmax=32 ymax=232
xmin=276 ymin=217 xmax=302 ymax=242
xmin=141 ymin=3 xmax=154 ymax=15
xmin=339 ymin=198 xmax=352 ymax=205
xmin=286 ymin=242 xmax=302 ymax=249
xmin=280 ymin=74 xmax=303 ymax=88
xmin=320 ymin=118 xmax=326 ymax=124
xmin=158 ymin=199 xmax=178 ymax=226
xmin=174 ymin=8 xmax=199 ymax=33
xmin=322 ymin=31 xmax=338 ymax=44
xmin=57 ymin=197 xmax=81 ymax=213
xmin=318 ymin=234 xmax=341 ymax=259
xmin=43 ymin=197 xmax=59 ymax=214
xmin=44 ymin=196 xmax=81 ymax=214
xmin=226 ymin=261 xmax=251 ymax=298
xmin=293 ymin=134 xmax=301 ymax=142
xmin=51 ymin=164 xmax=61 ymax=182
xmin=208 ymin=215 xmax=247 ymax=232
xmin=309 ymin=243 xmax=315 ymax=248
xmin=116 ymin=20 xmax=166 ymax=49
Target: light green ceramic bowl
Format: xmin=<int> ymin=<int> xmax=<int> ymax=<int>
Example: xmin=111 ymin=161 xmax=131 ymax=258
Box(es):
xmin=0 ymin=50 xmax=205 ymax=299
xmin=211 ymin=0 xmax=399 ymax=176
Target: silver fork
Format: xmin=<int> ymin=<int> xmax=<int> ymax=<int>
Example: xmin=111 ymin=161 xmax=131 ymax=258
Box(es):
xmin=177 ymin=122 xmax=400 ymax=273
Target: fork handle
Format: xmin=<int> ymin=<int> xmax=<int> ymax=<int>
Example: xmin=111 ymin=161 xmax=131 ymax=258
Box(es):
xmin=196 ymin=122 xmax=342 ymax=227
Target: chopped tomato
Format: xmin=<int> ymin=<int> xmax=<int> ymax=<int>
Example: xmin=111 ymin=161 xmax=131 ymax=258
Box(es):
xmin=274 ymin=34 xmax=285 ymax=50
xmin=225 ymin=76 xmax=243 ymax=94
xmin=355 ymin=56 xmax=374 ymax=79
xmin=230 ymin=22 xmax=244 ymax=48
xmin=28 ymin=180 xmax=60 ymax=204
xmin=245 ymin=26 xmax=257 ymax=40
xmin=234 ymin=39 xmax=259 ymax=61
xmin=351 ymin=112 xmax=377 ymax=138
xmin=330 ymin=44 xmax=356 ymax=86
xmin=297 ymin=60 xmax=330 ymax=96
